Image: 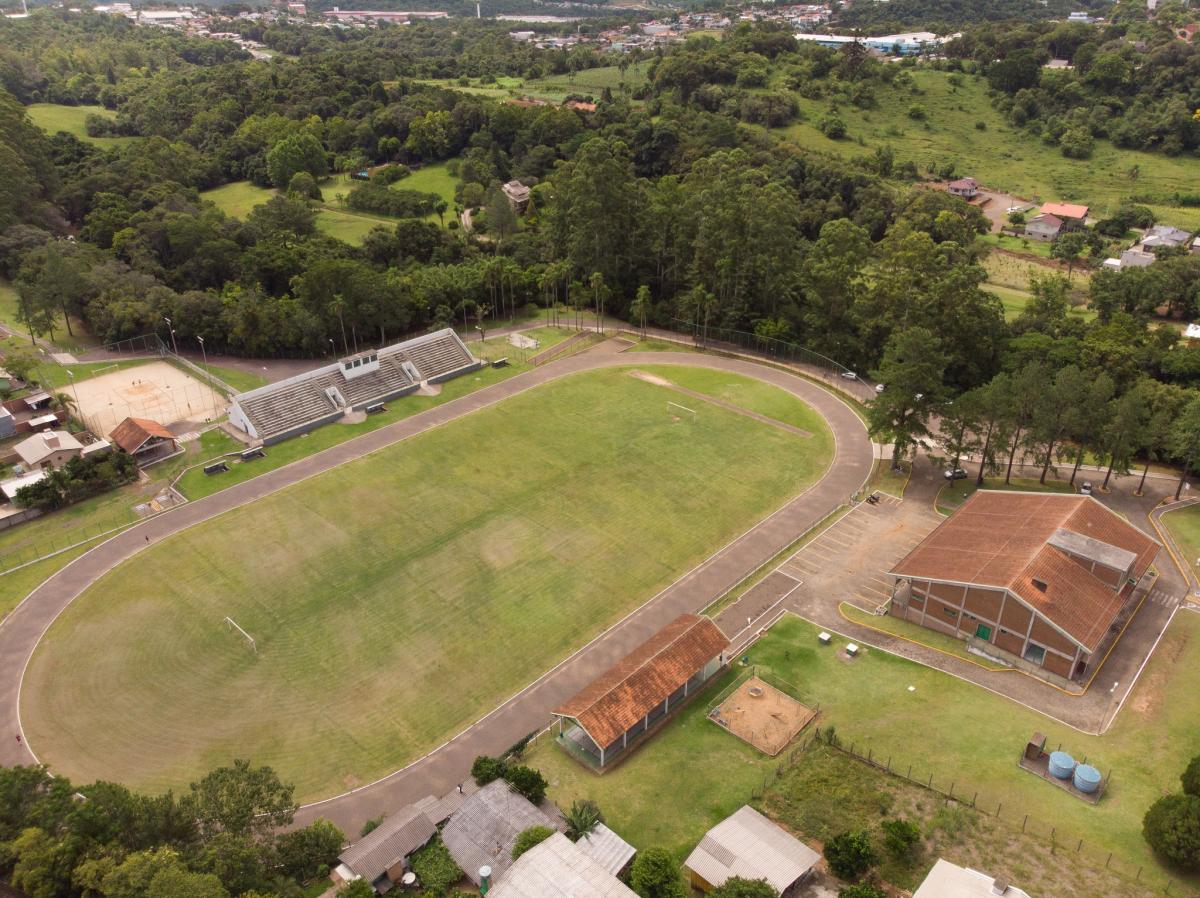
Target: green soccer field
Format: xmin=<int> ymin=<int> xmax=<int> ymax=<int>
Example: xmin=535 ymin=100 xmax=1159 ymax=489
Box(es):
xmin=22 ymin=366 xmax=833 ymax=801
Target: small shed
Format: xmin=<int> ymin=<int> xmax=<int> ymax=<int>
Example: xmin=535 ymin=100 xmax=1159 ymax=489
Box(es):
xmin=1024 ymin=212 xmax=1063 ymax=241
xmin=441 ymin=780 xmax=560 ymax=886
xmin=914 ymin=858 xmax=1032 ymax=898
xmin=488 ymin=833 xmax=637 ymax=898
xmin=576 ymin=823 xmax=637 ymax=877
xmin=683 ymin=806 xmax=819 ymax=894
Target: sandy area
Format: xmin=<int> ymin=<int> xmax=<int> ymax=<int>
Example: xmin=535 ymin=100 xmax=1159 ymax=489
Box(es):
xmin=71 ymin=360 xmax=226 ymax=436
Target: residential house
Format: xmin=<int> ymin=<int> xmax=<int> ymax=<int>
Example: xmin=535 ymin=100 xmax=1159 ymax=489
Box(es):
xmin=683 ymin=805 xmax=820 ymax=894
xmin=1120 ymin=224 xmax=1193 ymax=268
xmin=502 ymin=180 xmax=532 ymax=212
xmin=1038 ymin=202 xmax=1088 ymax=229
xmin=14 ymin=430 xmax=85 ymax=471
xmin=914 ymin=858 xmax=1032 ymax=898
xmin=888 ymin=491 xmax=1159 ymax=685
xmin=109 ymin=417 xmax=179 ymax=466
xmin=0 ymin=406 xmax=14 ymax=440
xmin=441 ymin=780 xmax=561 ymax=886
xmin=1024 ymin=213 xmax=1063 ymax=241
xmin=552 ymin=613 xmax=729 ymax=770
xmin=488 ymin=833 xmax=637 ymax=898
xmin=947 ymin=177 xmax=979 ymax=199
xmin=330 ymin=783 xmax=473 ymax=893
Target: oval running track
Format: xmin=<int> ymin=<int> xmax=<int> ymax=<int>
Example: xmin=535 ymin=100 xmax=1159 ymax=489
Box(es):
xmin=0 ymin=345 xmax=873 ymax=832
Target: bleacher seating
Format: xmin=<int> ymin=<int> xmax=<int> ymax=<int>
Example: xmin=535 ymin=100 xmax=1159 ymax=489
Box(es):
xmin=398 ymin=331 xmax=476 ymax=381
xmin=230 ymin=329 xmax=478 ymax=443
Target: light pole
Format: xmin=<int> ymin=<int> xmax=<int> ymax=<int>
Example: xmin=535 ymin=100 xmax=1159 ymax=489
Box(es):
xmin=328 ymin=338 xmax=336 ymax=357
xmin=196 ymin=336 xmax=220 ymax=415
xmin=163 ymin=317 xmax=179 ymax=355
xmin=65 ymin=369 xmax=80 ymax=420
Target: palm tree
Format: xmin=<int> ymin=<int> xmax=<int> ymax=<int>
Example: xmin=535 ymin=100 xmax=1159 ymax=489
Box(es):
xmin=563 ymin=799 xmax=604 ymax=842
xmin=53 ymin=391 xmax=76 ymax=416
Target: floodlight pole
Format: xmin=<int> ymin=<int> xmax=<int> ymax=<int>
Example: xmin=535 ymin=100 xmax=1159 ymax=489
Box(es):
xmin=65 ymin=370 xmax=80 ymax=417
xmin=163 ymin=317 xmax=179 ymax=355
xmin=197 ymin=336 xmax=219 ymax=413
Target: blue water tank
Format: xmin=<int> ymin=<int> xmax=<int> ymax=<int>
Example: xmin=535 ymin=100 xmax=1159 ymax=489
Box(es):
xmin=1048 ymin=751 xmax=1076 ymax=779
xmin=1074 ymin=764 xmax=1102 ymax=794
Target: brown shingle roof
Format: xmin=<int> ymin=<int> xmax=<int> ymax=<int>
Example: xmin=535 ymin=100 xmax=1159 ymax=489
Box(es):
xmin=891 ymin=491 xmax=1159 ymax=651
xmin=1040 ymin=202 xmax=1088 ymax=219
xmin=109 ymin=417 xmax=175 ymax=454
xmin=554 ymin=614 xmax=729 ymax=747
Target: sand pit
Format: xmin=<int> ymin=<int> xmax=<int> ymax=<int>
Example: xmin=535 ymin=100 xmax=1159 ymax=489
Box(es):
xmin=710 ymin=676 xmax=815 ymax=756
xmin=70 ymin=361 xmax=226 ymax=436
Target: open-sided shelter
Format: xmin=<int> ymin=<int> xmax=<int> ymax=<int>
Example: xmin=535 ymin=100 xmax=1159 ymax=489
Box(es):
xmin=552 ymin=613 xmax=730 ymax=770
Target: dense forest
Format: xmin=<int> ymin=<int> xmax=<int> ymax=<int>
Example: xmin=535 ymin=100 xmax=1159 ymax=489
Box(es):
xmin=0 ymin=761 xmax=343 ymax=898
xmin=2 ymin=11 xmax=1200 ymax=472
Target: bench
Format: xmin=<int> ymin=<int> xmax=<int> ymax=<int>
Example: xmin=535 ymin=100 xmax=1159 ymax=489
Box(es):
xmin=240 ymin=447 xmax=266 ymax=461
xmin=491 ymin=358 xmax=509 ymax=368
xmin=365 ymin=402 xmax=387 ymax=414
xmin=203 ymin=461 xmax=230 ymax=476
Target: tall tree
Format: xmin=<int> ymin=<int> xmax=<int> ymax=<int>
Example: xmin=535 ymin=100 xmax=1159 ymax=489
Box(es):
xmin=867 ymin=327 xmax=949 ymax=471
xmin=1003 ymin=362 xmax=1048 ymax=484
xmin=1028 ymin=365 xmax=1088 ymax=484
xmin=1168 ymin=394 xmax=1200 ymax=500
xmin=1101 ymin=386 xmax=1149 ymax=489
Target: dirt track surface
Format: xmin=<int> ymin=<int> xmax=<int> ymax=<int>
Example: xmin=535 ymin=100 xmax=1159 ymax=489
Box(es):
xmin=0 ymin=342 xmax=873 ymax=831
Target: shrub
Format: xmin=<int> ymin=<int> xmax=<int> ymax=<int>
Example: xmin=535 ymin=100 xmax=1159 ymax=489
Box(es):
xmin=881 ymin=818 xmax=921 ymax=858
xmin=511 ymin=825 xmax=555 ymax=860
xmin=276 ymin=819 xmax=344 ymax=881
xmin=819 ymin=115 xmax=846 ymax=139
xmin=824 ymin=830 xmax=876 ymax=880
xmin=471 ymin=755 xmax=506 ymax=786
xmin=839 ymin=884 xmax=886 ymax=898
xmin=345 ymin=182 xmax=440 ymax=217
xmin=503 ymin=765 xmax=548 ymax=805
xmin=1181 ymin=755 xmax=1200 ymax=797
xmin=975 ymin=120 xmax=987 ymax=130
xmin=629 ymin=848 xmax=686 ymax=898
xmin=361 ymin=817 xmax=381 ymax=836
xmin=409 ymin=836 xmax=463 ymax=896
xmin=1144 ymin=793 xmax=1200 ymax=869
xmin=711 ymin=877 xmax=778 ymax=898
xmin=907 ymin=103 xmax=927 ymax=120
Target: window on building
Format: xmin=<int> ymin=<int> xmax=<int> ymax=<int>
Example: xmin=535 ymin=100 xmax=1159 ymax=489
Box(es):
xmin=1023 ymin=643 xmax=1046 ymax=665
xmin=942 ymin=606 xmax=957 ymax=618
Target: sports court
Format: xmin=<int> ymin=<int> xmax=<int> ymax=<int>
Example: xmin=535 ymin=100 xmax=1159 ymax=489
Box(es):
xmin=710 ymin=675 xmax=815 ymax=756
xmin=70 ymin=361 xmax=226 ymax=436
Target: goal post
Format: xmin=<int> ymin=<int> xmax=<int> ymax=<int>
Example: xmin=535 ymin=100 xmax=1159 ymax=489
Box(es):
xmin=667 ymin=400 xmax=698 ymax=423
xmin=224 ymin=616 xmax=257 ymax=653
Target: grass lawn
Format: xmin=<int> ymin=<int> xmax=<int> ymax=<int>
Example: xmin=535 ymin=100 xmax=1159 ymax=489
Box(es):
xmin=184 ymin=360 xmax=268 ymax=395
xmin=936 ymin=474 xmax=1077 ymax=514
xmin=24 ymin=366 xmax=833 ymax=801
xmin=776 ymin=68 xmax=1200 ymax=230
xmin=202 ymin=161 xmax=461 ymax=245
xmin=531 ymin=612 xmax=1200 ymax=895
xmin=0 ymin=544 xmax=94 ymax=622
xmin=421 ymin=62 xmax=651 ymax=105
xmin=1161 ymin=504 xmax=1200 ymax=581
xmin=983 ymin=282 xmax=1096 ymax=323
xmin=982 ymin=250 xmax=1092 ymax=292
xmin=24 ymin=103 xmax=138 ymax=148
xmin=624 ymin=337 xmax=694 ymax=354
xmin=868 ymin=458 xmax=909 ymax=497
xmin=979 ymin=233 xmax=1054 ymax=258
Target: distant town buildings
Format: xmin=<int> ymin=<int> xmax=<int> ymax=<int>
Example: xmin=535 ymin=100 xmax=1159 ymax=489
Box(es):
xmin=794 ymin=30 xmax=957 ymax=55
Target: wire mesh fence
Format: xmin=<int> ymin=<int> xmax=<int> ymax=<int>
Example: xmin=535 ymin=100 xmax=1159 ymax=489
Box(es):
xmin=791 ymin=728 xmax=1196 ymax=897
xmin=663 ymin=318 xmax=855 ymax=380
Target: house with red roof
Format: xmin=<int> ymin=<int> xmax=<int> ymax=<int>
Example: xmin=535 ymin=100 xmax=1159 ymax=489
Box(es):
xmin=889 ymin=492 xmax=1159 ymax=685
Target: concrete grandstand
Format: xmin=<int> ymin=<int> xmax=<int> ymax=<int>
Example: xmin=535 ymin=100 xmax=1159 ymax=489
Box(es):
xmin=229 ymin=328 xmax=482 ymax=444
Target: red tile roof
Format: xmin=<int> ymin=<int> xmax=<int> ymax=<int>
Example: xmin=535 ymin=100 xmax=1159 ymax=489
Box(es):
xmin=554 ymin=614 xmax=729 ymax=747
xmin=109 ymin=417 xmax=175 ymax=454
xmin=891 ymin=492 xmax=1159 ymax=650
xmin=1040 ymin=202 xmax=1089 ymax=220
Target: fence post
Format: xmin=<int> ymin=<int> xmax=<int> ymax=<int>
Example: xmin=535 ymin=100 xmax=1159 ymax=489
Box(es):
xmin=971 ymin=792 xmax=977 ymax=808
xmin=1022 ymin=814 xmax=1028 ymax=833
xmin=949 ymin=782 xmax=955 ymax=800
xmin=867 ymin=748 xmax=872 ymax=763
xmin=907 ymin=764 xmax=912 ymax=780
xmin=1105 ymin=853 xmax=1112 ymax=869
xmin=887 ymin=756 xmax=891 ymax=772
xmin=996 ymin=802 xmax=1002 ymax=817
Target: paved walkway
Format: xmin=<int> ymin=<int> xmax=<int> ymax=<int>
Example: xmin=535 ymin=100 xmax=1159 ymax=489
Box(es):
xmin=0 ymin=341 xmax=873 ymax=833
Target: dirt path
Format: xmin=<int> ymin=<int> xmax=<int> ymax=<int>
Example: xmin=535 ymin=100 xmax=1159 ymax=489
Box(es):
xmin=0 ymin=341 xmax=873 ymax=833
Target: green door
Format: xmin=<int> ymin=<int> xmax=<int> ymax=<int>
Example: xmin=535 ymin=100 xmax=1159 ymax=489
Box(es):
xmin=975 ymin=623 xmax=992 ymax=641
